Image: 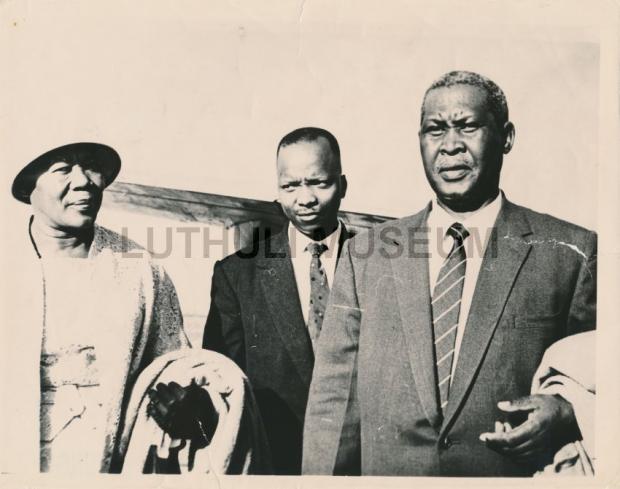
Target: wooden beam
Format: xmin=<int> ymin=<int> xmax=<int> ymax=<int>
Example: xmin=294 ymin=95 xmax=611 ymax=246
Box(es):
xmin=104 ymin=181 xmax=393 ymax=231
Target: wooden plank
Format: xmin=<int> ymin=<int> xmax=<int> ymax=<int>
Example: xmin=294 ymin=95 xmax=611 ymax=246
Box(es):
xmin=104 ymin=181 xmax=393 ymax=231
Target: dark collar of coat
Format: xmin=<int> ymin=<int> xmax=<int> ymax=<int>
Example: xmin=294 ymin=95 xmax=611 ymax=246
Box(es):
xmin=255 ymin=221 xmax=351 ymax=268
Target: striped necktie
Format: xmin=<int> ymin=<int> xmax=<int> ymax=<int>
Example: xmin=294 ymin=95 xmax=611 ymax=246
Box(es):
xmin=306 ymin=242 xmax=330 ymax=351
xmin=432 ymin=222 xmax=469 ymax=414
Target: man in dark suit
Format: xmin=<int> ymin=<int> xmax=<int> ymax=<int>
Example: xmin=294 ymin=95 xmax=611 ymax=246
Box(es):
xmin=303 ymin=71 xmax=596 ymax=476
xmin=202 ymin=127 xmax=351 ymax=474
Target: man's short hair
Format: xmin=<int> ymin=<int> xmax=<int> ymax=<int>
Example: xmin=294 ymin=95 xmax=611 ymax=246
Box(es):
xmin=277 ymin=127 xmax=341 ymax=173
xmin=421 ymin=71 xmax=509 ymax=127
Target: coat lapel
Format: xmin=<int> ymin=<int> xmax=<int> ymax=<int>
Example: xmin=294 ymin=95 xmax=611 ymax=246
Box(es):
xmin=440 ymin=201 xmax=533 ymax=435
xmin=257 ymin=228 xmax=314 ymax=384
xmin=337 ymin=223 xmax=353 ymax=259
xmin=387 ymin=204 xmax=442 ymax=428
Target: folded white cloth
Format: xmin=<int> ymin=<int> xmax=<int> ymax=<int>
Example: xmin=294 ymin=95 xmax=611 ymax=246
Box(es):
xmin=119 ymin=348 xmax=272 ymax=474
xmin=532 ymin=331 xmax=595 ymax=476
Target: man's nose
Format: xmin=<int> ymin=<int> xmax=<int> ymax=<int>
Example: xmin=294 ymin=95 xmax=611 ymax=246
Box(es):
xmin=440 ymin=128 xmax=465 ymax=154
xmin=69 ymin=164 xmax=92 ymax=188
xmin=296 ymin=186 xmax=318 ymax=207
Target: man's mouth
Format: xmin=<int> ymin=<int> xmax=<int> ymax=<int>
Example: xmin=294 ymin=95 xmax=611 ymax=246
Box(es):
xmin=439 ymin=165 xmax=471 ymax=181
xmin=67 ymin=198 xmax=96 ymax=211
xmin=296 ymin=212 xmax=320 ymax=220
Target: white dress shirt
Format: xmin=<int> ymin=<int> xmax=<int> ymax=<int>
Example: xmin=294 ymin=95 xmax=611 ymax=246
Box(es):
xmin=288 ymin=222 xmax=343 ymax=325
xmin=427 ymin=192 xmax=504 ymax=381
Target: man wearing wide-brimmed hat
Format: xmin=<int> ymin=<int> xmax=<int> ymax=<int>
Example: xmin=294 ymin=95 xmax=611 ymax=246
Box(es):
xmin=2 ymin=142 xmax=272 ymax=475
xmin=11 ymin=142 xmax=122 ymax=255
xmin=1 ymin=142 xmax=194 ymax=473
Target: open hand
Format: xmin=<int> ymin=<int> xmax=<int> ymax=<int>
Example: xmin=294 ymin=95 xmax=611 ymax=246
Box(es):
xmin=479 ymin=394 xmax=579 ymax=464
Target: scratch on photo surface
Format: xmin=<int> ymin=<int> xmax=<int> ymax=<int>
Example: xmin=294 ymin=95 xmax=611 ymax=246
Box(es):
xmin=502 ymin=235 xmax=594 ymax=280
xmin=503 ymin=235 xmax=588 ymax=260
xmin=332 ymin=304 xmax=363 ymax=312
xmin=297 ymin=0 xmax=307 ymax=24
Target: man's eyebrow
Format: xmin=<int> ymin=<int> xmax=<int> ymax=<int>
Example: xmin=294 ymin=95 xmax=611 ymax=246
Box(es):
xmin=306 ymin=175 xmax=331 ymax=181
xmin=279 ymin=178 xmax=300 ymax=184
xmin=452 ymin=115 xmax=478 ymax=124
xmin=422 ymin=117 xmax=447 ymax=125
xmin=422 ymin=112 xmax=447 ymax=122
xmin=423 ymin=114 xmax=477 ymax=126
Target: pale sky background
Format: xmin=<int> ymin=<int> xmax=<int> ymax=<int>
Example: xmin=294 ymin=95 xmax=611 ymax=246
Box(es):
xmin=1 ymin=0 xmax=602 ymax=229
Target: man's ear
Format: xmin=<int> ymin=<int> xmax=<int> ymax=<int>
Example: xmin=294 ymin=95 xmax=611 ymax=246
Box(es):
xmin=503 ymin=122 xmax=515 ymax=154
xmin=339 ymin=174 xmax=348 ymax=199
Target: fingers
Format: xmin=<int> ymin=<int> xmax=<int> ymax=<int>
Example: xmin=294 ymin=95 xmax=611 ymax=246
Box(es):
xmin=482 ymin=417 xmax=541 ymax=450
xmin=147 ymin=382 xmax=185 ymax=425
xmin=146 ymin=381 xmax=220 ymax=443
xmin=480 ymin=419 xmax=514 ymax=441
xmin=496 ymin=395 xmax=538 ymax=413
xmin=147 ymin=389 xmax=169 ymax=416
xmin=155 ymin=382 xmax=186 ymax=405
xmin=480 ymin=397 xmax=561 ymax=465
xmin=501 ymin=435 xmax=543 ymax=457
xmin=146 ymin=393 xmax=169 ymax=428
xmin=487 ymin=425 xmax=542 ymax=455
xmin=167 ymin=381 xmax=187 ymax=400
xmin=480 ymin=434 xmax=543 ymax=463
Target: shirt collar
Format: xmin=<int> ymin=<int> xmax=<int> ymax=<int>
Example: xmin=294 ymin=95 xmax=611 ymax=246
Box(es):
xmin=289 ymin=220 xmax=343 ymax=257
xmin=428 ymin=190 xmax=504 ymax=240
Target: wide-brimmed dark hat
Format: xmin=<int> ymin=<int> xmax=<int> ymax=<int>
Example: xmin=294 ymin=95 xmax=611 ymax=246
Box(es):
xmin=11 ymin=142 xmax=121 ymax=204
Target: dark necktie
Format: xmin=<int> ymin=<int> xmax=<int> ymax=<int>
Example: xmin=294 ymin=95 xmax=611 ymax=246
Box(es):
xmin=305 ymin=242 xmax=329 ymax=351
xmin=431 ymin=222 xmax=469 ymax=414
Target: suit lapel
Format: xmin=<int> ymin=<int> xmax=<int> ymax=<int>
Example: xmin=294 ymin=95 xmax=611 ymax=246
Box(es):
xmin=257 ymin=228 xmax=314 ymax=385
xmin=440 ymin=201 xmax=533 ymax=435
xmin=387 ymin=204 xmax=442 ymax=428
xmin=336 ymin=223 xmax=353 ymax=261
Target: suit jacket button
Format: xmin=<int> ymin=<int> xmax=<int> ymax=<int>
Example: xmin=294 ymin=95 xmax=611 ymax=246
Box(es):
xmin=440 ymin=437 xmax=453 ymax=449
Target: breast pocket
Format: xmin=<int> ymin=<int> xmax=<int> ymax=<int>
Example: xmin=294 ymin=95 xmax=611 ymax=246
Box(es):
xmin=513 ymin=310 xmax=563 ymax=330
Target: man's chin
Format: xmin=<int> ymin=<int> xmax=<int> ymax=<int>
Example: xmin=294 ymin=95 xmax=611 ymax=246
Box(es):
xmin=64 ymin=215 xmax=97 ymax=231
xmin=292 ymin=222 xmax=320 ymax=236
xmin=291 ymin=220 xmax=337 ymax=240
xmin=437 ymin=189 xmax=497 ymax=213
xmin=435 ymin=184 xmax=477 ymax=210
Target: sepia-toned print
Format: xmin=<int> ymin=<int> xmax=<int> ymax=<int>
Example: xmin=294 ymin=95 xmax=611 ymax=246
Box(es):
xmin=1 ymin=1 xmax=616 ymax=487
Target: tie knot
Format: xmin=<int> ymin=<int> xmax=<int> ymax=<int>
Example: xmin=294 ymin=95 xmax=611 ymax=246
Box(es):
xmin=305 ymin=242 xmax=328 ymax=258
xmin=447 ymin=222 xmax=469 ymax=245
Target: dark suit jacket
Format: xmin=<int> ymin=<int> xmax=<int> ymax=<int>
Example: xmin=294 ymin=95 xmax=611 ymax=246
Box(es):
xmin=203 ymin=224 xmax=351 ymax=474
xmin=303 ymin=200 xmax=597 ymax=477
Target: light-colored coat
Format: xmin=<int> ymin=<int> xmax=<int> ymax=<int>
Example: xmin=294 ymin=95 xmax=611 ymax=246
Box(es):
xmin=0 ymin=220 xmax=188 ymax=473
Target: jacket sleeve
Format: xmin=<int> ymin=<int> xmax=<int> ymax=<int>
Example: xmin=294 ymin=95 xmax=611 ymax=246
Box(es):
xmin=143 ymin=262 xmax=190 ymax=364
xmin=202 ymin=260 xmax=246 ymax=370
xmin=566 ymin=231 xmax=597 ymax=335
xmin=302 ymin=241 xmax=361 ymax=475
